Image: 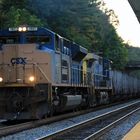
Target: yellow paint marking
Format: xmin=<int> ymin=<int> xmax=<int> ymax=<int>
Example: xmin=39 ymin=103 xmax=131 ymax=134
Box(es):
xmin=123 ymin=122 xmax=140 ymax=140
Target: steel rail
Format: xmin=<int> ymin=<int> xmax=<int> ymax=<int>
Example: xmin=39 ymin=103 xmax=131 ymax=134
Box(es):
xmin=0 ymin=100 xmax=139 ymax=138
xmin=0 ymin=99 xmax=127 ymax=137
xmin=37 ymin=100 xmax=140 ymax=140
xmin=84 ymin=107 xmax=140 ymax=140
xmin=0 ymin=108 xmax=94 ymax=137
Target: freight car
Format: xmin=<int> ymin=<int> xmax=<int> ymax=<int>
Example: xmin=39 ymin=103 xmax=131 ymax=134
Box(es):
xmin=111 ymin=70 xmax=140 ymax=101
xmin=0 ymin=26 xmax=139 ymax=120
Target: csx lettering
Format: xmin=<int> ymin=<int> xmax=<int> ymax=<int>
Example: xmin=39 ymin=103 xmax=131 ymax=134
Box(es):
xmin=11 ymin=57 xmax=27 ymax=65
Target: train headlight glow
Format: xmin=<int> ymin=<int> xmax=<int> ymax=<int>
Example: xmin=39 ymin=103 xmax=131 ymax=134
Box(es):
xmin=9 ymin=27 xmax=38 ymax=32
xmin=18 ymin=27 xmax=27 ymax=32
xmin=18 ymin=27 xmax=23 ymax=32
xmin=0 ymin=77 xmax=3 ymax=82
xmin=29 ymin=76 xmax=35 ymax=82
xmin=22 ymin=27 xmax=27 ymax=32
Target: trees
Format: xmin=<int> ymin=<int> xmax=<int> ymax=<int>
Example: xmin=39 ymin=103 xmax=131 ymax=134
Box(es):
xmin=5 ymin=7 xmax=43 ymax=27
xmin=0 ymin=0 xmax=128 ymax=69
xmin=34 ymin=0 xmax=127 ymax=69
xmin=0 ymin=0 xmax=43 ymax=28
xmin=1 ymin=0 xmax=27 ymax=10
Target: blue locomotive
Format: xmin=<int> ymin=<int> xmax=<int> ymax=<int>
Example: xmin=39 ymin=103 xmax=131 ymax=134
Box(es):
xmin=0 ymin=27 xmax=139 ymax=120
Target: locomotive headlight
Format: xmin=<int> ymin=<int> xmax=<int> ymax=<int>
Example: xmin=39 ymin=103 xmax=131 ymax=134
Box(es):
xmin=22 ymin=27 xmax=27 ymax=32
xmin=18 ymin=27 xmax=23 ymax=32
xmin=18 ymin=27 xmax=27 ymax=32
xmin=0 ymin=77 xmax=3 ymax=82
xmin=29 ymin=76 xmax=35 ymax=82
xmin=9 ymin=26 xmax=38 ymax=32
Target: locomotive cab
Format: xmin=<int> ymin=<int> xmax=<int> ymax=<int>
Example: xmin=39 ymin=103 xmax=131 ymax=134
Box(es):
xmin=0 ymin=27 xmax=55 ymax=119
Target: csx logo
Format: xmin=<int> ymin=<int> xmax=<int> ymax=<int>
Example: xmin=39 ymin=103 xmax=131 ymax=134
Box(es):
xmin=11 ymin=57 xmax=27 ymax=65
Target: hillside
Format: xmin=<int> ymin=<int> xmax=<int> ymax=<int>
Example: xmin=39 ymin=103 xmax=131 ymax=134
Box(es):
xmin=126 ymin=46 xmax=140 ymax=78
xmin=127 ymin=46 xmax=140 ymax=61
xmin=0 ymin=0 xmax=128 ymax=69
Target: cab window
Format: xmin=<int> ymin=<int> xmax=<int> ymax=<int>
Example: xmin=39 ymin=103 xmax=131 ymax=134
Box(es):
xmin=0 ymin=36 xmax=19 ymax=44
xmin=26 ymin=36 xmax=51 ymax=44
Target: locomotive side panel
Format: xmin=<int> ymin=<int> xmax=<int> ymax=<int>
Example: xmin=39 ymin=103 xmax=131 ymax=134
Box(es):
xmin=54 ymin=52 xmax=61 ymax=84
xmin=61 ymin=53 xmax=71 ymax=84
xmin=33 ymin=51 xmax=52 ymax=83
xmin=2 ymin=44 xmax=19 ymax=83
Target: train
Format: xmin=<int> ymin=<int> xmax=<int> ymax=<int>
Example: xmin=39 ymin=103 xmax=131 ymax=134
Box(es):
xmin=0 ymin=26 xmax=140 ymax=120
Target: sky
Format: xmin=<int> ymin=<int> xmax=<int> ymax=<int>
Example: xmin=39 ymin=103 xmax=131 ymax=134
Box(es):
xmin=103 ymin=0 xmax=140 ymax=47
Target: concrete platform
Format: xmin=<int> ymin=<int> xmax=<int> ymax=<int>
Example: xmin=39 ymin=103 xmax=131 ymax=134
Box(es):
xmin=123 ymin=122 xmax=140 ymax=140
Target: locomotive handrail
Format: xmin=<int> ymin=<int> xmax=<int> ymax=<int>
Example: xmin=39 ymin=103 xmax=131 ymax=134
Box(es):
xmin=93 ymin=73 xmax=109 ymax=78
xmin=33 ymin=63 xmax=51 ymax=83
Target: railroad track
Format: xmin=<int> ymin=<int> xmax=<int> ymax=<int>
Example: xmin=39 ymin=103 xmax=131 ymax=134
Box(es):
xmin=84 ymin=107 xmax=140 ymax=140
xmin=0 ymin=108 xmax=95 ymax=137
xmin=0 ymin=99 xmax=139 ymax=138
xmin=0 ymin=101 xmax=123 ymax=137
xmin=38 ymin=100 xmax=140 ymax=140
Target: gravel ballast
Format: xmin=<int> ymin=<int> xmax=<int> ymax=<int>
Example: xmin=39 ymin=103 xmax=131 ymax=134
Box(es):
xmin=99 ymin=109 xmax=140 ymax=140
xmin=1 ymin=99 xmax=140 ymax=140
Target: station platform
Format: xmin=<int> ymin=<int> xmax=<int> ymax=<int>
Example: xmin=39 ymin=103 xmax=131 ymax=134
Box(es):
xmin=123 ymin=122 xmax=140 ymax=140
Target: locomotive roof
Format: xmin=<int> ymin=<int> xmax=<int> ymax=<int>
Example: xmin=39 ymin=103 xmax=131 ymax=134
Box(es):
xmin=0 ymin=27 xmax=56 ymax=36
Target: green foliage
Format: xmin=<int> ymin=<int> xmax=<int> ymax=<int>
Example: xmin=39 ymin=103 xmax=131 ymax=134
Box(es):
xmin=5 ymin=7 xmax=43 ymax=27
xmin=28 ymin=0 xmax=128 ymax=69
xmin=125 ymin=45 xmax=140 ymax=78
xmin=0 ymin=0 xmax=44 ymax=28
xmin=0 ymin=0 xmax=128 ymax=70
xmin=127 ymin=46 xmax=140 ymax=61
xmin=1 ymin=0 xmax=27 ymax=11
